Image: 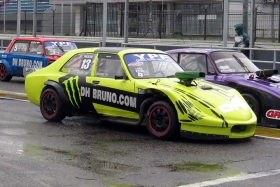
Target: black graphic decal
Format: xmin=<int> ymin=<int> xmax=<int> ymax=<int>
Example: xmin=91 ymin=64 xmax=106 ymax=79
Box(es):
xmin=176 ymin=101 xmax=184 ymax=115
xmin=210 ymin=109 xmax=228 ymax=127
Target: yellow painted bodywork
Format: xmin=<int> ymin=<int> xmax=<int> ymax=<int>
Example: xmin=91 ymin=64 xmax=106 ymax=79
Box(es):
xmin=25 ymin=47 xmax=257 ymax=139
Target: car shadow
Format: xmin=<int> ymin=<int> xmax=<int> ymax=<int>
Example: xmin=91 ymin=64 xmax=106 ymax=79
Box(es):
xmin=10 ymin=77 xmax=25 ymax=84
xmin=42 ymin=116 xmax=253 ymax=145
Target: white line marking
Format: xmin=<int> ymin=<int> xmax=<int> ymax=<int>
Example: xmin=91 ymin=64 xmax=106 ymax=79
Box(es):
xmin=254 ymin=135 xmax=280 ymax=141
xmin=0 ymin=97 xmax=29 ymax=102
xmin=178 ymin=169 xmax=280 ymax=187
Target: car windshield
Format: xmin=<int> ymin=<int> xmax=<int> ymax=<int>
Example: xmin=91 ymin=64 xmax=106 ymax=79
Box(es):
xmin=210 ymin=51 xmax=259 ymax=73
xmin=124 ymin=53 xmax=184 ymax=78
xmin=44 ymin=41 xmax=77 ymax=56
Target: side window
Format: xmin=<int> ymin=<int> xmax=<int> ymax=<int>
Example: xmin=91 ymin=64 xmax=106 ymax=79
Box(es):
xmin=61 ymin=53 xmax=95 ymax=76
xmin=28 ymin=41 xmax=43 ymax=55
xmin=206 ymin=57 xmax=215 ymax=74
xmin=169 ymin=53 xmax=178 ymax=62
xmin=179 ymin=53 xmax=207 ymax=73
xmin=96 ymin=54 xmax=123 ymax=79
xmin=10 ymin=40 xmax=28 ymax=54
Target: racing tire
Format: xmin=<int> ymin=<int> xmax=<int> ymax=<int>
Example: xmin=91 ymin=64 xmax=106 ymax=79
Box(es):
xmin=242 ymin=93 xmax=260 ymax=121
xmin=40 ymin=88 xmax=66 ymax=122
xmin=146 ymin=101 xmax=179 ymax=140
xmin=0 ymin=64 xmax=12 ymax=82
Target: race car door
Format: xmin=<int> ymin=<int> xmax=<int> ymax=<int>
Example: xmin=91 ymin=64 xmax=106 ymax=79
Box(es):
xmin=7 ymin=40 xmax=29 ymax=74
xmin=89 ymin=53 xmax=137 ymax=118
xmin=8 ymin=40 xmax=48 ymax=75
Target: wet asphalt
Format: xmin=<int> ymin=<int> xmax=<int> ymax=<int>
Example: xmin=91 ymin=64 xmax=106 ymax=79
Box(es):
xmin=1 ymin=77 xmax=280 ymax=187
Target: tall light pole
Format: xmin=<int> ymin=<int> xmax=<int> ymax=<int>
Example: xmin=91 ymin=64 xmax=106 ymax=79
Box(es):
xmin=33 ymin=0 xmax=37 ymax=37
xmin=278 ymin=0 xmax=280 ymax=43
xmin=17 ymin=0 xmax=21 ymax=37
xmin=250 ymin=0 xmax=256 ymax=59
xmin=3 ymin=0 xmax=6 ymax=33
xmin=124 ymin=0 xmax=129 ymax=43
xmin=223 ymin=0 xmax=229 ymax=47
xmin=243 ymin=0 xmax=249 ymax=33
xmin=102 ymin=1 xmax=107 ymax=47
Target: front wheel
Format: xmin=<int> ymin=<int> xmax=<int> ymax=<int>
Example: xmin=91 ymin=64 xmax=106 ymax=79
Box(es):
xmin=0 ymin=64 xmax=12 ymax=82
xmin=242 ymin=93 xmax=260 ymax=122
xmin=40 ymin=88 xmax=66 ymax=122
xmin=146 ymin=101 xmax=179 ymax=140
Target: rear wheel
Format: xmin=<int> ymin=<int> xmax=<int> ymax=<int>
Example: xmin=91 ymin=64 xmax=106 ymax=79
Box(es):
xmin=0 ymin=64 xmax=12 ymax=82
xmin=40 ymin=88 xmax=66 ymax=122
xmin=146 ymin=101 xmax=179 ymax=140
xmin=242 ymin=93 xmax=260 ymax=121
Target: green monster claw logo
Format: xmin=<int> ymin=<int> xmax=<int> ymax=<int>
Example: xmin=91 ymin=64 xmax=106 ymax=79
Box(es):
xmin=62 ymin=76 xmax=82 ymax=108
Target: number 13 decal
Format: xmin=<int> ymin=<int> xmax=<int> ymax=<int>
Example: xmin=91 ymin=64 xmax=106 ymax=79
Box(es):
xmin=81 ymin=59 xmax=92 ymax=70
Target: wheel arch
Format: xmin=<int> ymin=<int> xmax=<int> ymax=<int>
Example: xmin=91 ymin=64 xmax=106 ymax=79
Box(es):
xmin=0 ymin=60 xmax=13 ymax=75
xmin=229 ymin=82 xmax=263 ymax=119
xmin=43 ymin=80 xmax=70 ymax=105
xmin=140 ymin=88 xmax=179 ymax=120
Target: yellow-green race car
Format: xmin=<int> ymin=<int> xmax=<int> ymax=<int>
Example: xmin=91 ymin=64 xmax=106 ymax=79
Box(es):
xmin=25 ymin=47 xmax=257 ymax=140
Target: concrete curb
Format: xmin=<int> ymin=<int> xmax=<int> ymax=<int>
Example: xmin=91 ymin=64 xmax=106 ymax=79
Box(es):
xmin=0 ymin=90 xmax=28 ymax=100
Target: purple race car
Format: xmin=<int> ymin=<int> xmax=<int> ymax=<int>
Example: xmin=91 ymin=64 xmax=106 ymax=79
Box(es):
xmin=166 ymin=48 xmax=280 ymax=126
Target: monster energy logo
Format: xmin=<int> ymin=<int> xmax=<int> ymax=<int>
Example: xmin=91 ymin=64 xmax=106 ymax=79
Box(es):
xmin=62 ymin=76 xmax=82 ymax=108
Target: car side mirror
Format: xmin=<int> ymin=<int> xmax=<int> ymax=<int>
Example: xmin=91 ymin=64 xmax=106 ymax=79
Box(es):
xmin=208 ymin=71 xmax=217 ymax=75
xmin=115 ymin=67 xmax=128 ymax=80
xmin=115 ymin=75 xmax=124 ymax=79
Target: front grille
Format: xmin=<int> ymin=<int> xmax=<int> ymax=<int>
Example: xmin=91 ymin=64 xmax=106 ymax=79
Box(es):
xmin=231 ymin=125 xmax=247 ymax=133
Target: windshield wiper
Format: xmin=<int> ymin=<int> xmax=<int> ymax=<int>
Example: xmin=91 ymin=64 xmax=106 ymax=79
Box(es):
xmin=55 ymin=43 xmax=65 ymax=53
xmin=166 ymin=75 xmax=176 ymax=78
xmin=232 ymin=54 xmax=250 ymax=73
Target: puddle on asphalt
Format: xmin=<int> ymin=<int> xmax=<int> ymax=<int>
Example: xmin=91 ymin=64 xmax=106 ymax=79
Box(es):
xmin=23 ymin=143 xmax=140 ymax=177
xmin=156 ymin=161 xmax=244 ymax=175
xmin=1 ymin=128 xmax=27 ymax=136
xmin=68 ymin=152 xmax=140 ymax=177
xmin=23 ymin=144 xmax=78 ymax=158
xmin=172 ymin=162 xmax=225 ymax=173
xmin=0 ymin=136 xmax=23 ymax=155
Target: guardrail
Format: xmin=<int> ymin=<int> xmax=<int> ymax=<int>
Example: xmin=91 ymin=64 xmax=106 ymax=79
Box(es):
xmin=0 ymin=34 xmax=279 ymax=69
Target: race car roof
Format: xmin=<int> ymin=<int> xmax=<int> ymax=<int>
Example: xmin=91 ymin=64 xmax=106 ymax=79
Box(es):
xmin=166 ymin=48 xmax=237 ymax=54
xmin=12 ymin=37 xmax=73 ymax=42
xmin=68 ymin=47 xmax=167 ymax=54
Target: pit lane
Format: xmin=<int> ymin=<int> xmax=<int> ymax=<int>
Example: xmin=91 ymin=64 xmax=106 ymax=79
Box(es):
xmin=1 ymin=98 xmax=280 ymax=187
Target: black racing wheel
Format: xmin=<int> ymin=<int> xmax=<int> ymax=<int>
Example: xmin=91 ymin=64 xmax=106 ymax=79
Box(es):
xmin=146 ymin=101 xmax=179 ymax=140
xmin=40 ymin=88 xmax=66 ymax=122
xmin=0 ymin=64 xmax=12 ymax=82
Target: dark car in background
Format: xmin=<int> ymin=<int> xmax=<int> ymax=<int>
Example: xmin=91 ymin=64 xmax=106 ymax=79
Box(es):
xmin=166 ymin=48 xmax=280 ymax=126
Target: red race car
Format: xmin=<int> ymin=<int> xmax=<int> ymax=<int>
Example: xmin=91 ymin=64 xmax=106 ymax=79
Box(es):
xmin=0 ymin=37 xmax=78 ymax=81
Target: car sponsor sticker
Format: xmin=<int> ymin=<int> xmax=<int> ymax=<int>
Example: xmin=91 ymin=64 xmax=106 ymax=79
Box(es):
xmin=215 ymin=58 xmax=234 ymax=63
xmin=12 ymin=58 xmax=43 ymax=68
xmin=218 ymin=97 xmax=248 ymax=113
xmin=91 ymin=88 xmax=137 ymax=109
xmin=125 ymin=53 xmax=174 ymax=65
xmin=61 ymin=75 xmax=138 ymax=110
xmin=266 ymin=109 xmax=280 ymax=120
xmin=128 ymin=61 xmax=143 ymax=67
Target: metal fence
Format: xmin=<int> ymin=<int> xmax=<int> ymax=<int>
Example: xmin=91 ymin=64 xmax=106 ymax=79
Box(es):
xmin=0 ymin=2 xmax=280 ymax=43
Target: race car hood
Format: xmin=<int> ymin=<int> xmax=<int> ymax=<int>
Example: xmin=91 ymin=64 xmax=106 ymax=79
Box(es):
xmin=135 ymin=78 xmax=256 ymax=122
xmin=220 ymin=72 xmax=280 ymax=98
